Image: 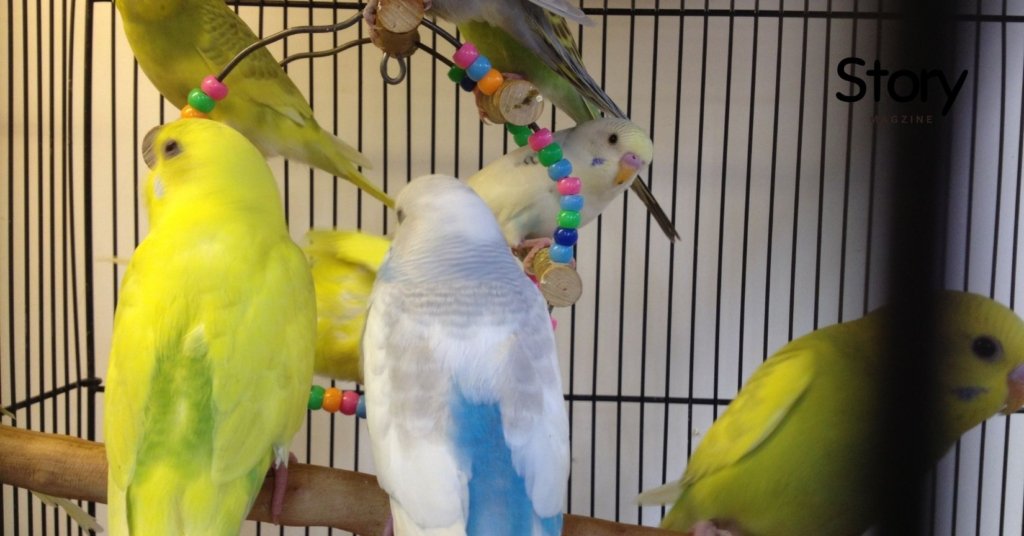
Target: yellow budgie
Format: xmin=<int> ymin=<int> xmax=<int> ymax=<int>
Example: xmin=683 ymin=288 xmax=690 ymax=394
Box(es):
xmin=114 ymin=0 xmax=393 ymax=208
xmin=104 ymin=119 xmax=316 ymax=535
xmin=638 ymin=291 xmax=1024 ymax=536
xmin=304 ymin=229 xmax=390 ymax=383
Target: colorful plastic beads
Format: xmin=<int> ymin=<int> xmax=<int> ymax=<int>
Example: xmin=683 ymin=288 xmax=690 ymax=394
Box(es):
xmin=180 ymin=75 xmax=229 ymax=119
xmin=451 ymin=41 xmax=582 ymax=266
xmin=309 ymin=385 xmax=365 ymax=419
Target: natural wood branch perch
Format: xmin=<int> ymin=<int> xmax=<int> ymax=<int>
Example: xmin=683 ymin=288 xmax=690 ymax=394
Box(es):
xmin=0 ymin=425 xmax=677 ymax=535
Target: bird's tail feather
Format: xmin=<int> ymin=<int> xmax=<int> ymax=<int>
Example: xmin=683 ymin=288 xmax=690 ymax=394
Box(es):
xmin=312 ymin=134 xmax=396 ymax=209
xmin=304 ymin=229 xmax=391 ymax=272
xmin=635 ymin=480 xmax=683 ymax=506
xmin=630 ymin=177 xmax=680 ymax=241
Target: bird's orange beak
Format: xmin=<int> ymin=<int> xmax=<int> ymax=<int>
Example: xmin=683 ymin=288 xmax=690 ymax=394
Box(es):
xmin=616 ymin=152 xmax=645 ymax=185
xmin=1003 ymin=364 xmax=1024 ymax=415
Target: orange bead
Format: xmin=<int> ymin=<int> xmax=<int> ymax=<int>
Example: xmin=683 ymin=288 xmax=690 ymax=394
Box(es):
xmin=322 ymin=387 xmax=343 ymax=413
xmin=180 ymin=105 xmax=207 ymax=119
xmin=476 ymin=69 xmax=504 ymax=96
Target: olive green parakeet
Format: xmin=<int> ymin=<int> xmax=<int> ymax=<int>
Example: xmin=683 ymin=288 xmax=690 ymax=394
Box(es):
xmin=364 ymin=0 xmax=679 ymax=240
xmin=638 ymin=291 xmax=1024 ymax=536
xmin=114 ymin=0 xmax=394 ymax=208
xmin=104 ymin=119 xmax=316 ymax=535
xmin=304 ymin=229 xmax=390 ymax=383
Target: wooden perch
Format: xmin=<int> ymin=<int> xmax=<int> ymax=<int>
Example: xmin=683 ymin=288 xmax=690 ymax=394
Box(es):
xmin=0 ymin=425 xmax=677 ymax=535
xmin=521 ymin=247 xmax=583 ymax=308
xmin=476 ymin=78 xmax=545 ymax=126
xmin=370 ymin=0 xmax=424 ymax=58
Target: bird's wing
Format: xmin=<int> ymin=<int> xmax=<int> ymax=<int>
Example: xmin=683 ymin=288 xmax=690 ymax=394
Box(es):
xmin=526 ymin=11 xmax=626 ymax=120
xmin=527 ymin=0 xmax=592 ymax=25
xmin=492 ymin=286 xmax=569 ymax=520
xmin=362 ymin=284 xmax=469 ymax=531
xmin=680 ymin=346 xmax=816 ymax=488
xmin=194 ymin=1 xmax=316 ymax=127
xmin=105 ymin=258 xmax=163 ymax=493
xmin=210 ymin=240 xmax=315 ymax=481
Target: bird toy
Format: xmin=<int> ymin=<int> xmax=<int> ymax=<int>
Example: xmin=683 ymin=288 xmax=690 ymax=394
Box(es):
xmin=448 ymin=42 xmax=580 ymax=265
xmin=309 ymin=385 xmax=367 ymax=418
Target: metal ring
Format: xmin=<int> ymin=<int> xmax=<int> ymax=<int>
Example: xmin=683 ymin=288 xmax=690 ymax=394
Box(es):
xmin=380 ymin=54 xmax=408 ymax=85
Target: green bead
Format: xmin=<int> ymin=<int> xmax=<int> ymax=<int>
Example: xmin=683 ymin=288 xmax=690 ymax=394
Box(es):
xmin=506 ymin=124 xmax=531 ymax=137
xmin=308 ymin=385 xmax=325 ymax=410
xmin=538 ymin=143 xmax=563 ymax=166
xmin=188 ymin=88 xmax=216 ymax=114
xmin=557 ymin=210 xmax=581 ymax=229
xmin=447 ymin=66 xmax=466 ymax=83
xmin=507 ymin=124 xmax=532 ymax=147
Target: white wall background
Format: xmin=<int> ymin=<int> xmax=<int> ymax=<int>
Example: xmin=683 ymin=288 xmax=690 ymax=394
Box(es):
xmin=4 ymin=0 xmax=1024 ymax=534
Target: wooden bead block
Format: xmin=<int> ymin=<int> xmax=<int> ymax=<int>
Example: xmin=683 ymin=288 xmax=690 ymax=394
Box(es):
xmin=528 ymin=247 xmax=583 ymax=308
xmin=371 ymin=0 xmax=424 ymax=58
xmin=476 ymin=78 xmax=545 ymax=125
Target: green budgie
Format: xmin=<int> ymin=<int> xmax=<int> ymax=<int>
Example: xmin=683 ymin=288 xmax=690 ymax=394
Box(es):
xmin=115 ymin=0 xmax=393 ymax=208
xmin=104 ymin=118 xmax=316 ymax=535
xmin=638 ymin=291 xmax=1024 ymax=536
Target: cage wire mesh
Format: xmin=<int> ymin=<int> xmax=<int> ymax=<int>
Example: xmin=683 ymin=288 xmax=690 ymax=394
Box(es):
xmin=4 ymin=0 xmax=1024 ymax=534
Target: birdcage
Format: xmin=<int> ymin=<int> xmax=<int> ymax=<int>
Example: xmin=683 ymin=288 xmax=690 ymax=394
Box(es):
xmin=3 ymin=0 xmax=1024 ymax=534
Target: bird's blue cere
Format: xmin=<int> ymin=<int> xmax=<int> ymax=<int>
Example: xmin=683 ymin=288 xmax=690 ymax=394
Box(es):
xmin=953 ymin=386 xmax=988 ymax=401
xmin=451 ymin=389 xmax=563 ymax=536
xmin=590 ymin=157 xmax=605 ymax=166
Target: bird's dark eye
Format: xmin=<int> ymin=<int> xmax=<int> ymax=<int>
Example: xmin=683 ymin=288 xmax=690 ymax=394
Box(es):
xmin=396 ymin=209 xmax=405 ymax=224
xmin=608 ymin=133 xmax=618 ymax=145
xmin=163 ymin=139 xmax=182 ymax=159
xmin=972 ymin=336 xmax=1001 ymax=360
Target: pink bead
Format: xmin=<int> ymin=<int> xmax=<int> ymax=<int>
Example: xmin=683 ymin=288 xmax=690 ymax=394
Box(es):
xmin=528 ymin=129 xmax=553 ymax=151
xmin=201 ymin=75 xmax=229 ymax=101
xmin=453 ymin=43 xmax=479 ymax=69
xmin=340 ymin=391 xmax=360 ymax=416
xmin=557 ymin=177 xmax=582 ymax=195
xmin=550 ymin=316 xmax=558 ymax=331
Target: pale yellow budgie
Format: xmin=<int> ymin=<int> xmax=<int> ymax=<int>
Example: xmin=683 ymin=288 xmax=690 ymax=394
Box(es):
xmin=305 ymin=229 xmax=390 ymax=383
xmin=104 ymin=118 xmax=316 ymax=535
xmin=638 ymin=291 xmax=1024 ymax=536
xmin=114 ymin=0 xmax=393 ymax=208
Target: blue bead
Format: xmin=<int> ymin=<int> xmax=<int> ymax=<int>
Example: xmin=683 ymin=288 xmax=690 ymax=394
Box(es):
xmin=549 ymin=244 xmax=574 ymax=264
xmin=547 ymin=159 xmax=573 ymax=180
xmin=466 ymin=56 xmax=492 ymax=81
xmin=356 ymin=396 xmax=367 ymax=419
xmin=560 ymin=195 xmax=584 ymax=212
xmin=553 ymin=227 xmax=578 ymax=246
xmin=459 ymin=76 xmax=477 ymax=92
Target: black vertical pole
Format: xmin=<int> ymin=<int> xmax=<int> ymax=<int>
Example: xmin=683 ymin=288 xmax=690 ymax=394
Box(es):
xmin=875 ymin=1 xmax=955 ymax=534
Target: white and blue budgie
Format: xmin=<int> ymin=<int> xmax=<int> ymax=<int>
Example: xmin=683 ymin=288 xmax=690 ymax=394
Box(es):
xmin=362 ymin=174 xmax=570 ymax=535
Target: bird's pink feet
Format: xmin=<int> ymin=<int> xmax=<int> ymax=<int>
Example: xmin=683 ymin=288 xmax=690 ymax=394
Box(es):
xmin=692 ymin=520 xmax=736 ymax=536
xmin=267 ymin=452 xmax=298 ymax=523
xmin=381 ymin=514 xmax=394 ymax=536
xmin=516 ymin=237 xmax=553 ymax=272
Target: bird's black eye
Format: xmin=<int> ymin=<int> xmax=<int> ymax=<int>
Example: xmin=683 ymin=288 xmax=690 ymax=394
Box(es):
xmin=163 ymin=139 xmax=182 ymax=159
xmin=608 ymin=133 xmax=618 ymax=145
xmin=396 ymin=209 xmax=405 ymax=224
xmin=972 ymin=336 xmax=1001 ymax=360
